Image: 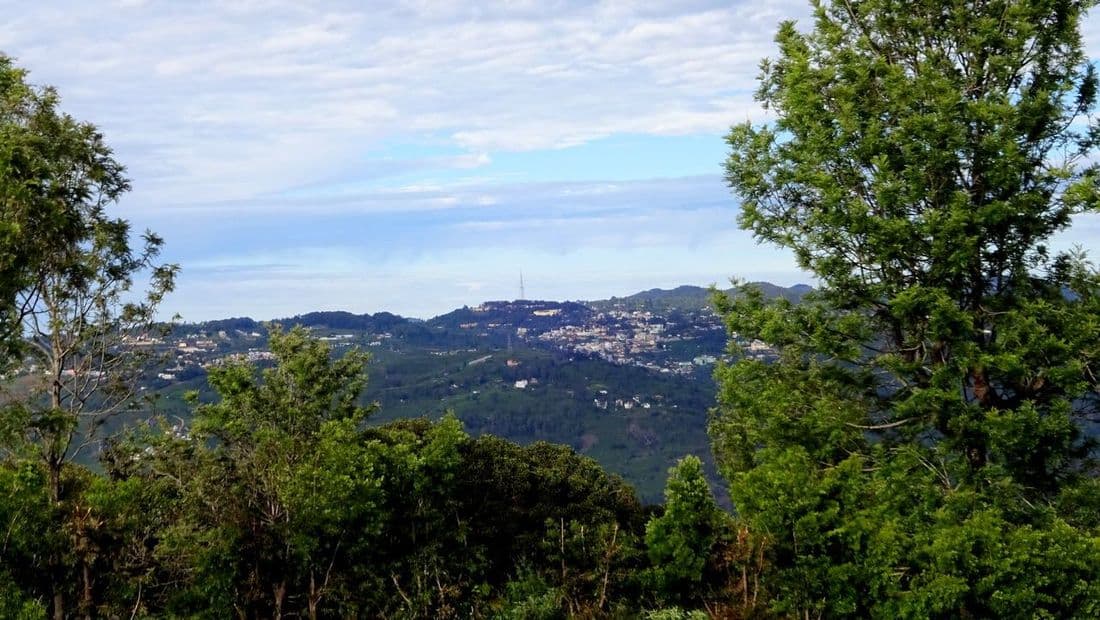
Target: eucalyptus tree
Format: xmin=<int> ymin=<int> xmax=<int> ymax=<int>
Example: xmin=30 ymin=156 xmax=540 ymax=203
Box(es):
xmin=0 ymin=54 xmax=55 ymax=365
xmin=716 ymin=0 xmax=1100 ymax=616
xmin=0 ymin=53 xmax=177 ymax=620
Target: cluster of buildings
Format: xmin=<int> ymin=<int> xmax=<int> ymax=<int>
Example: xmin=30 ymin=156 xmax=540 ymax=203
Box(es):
xmin=538 ymin=310 xmax=665 ymax=362
xmin=591 ymin=389 xmax=656 ymax=411
xmin=535 ymin=309 xmax=707 ymax=375
xmin=533 ymin=306 xmax=779 ymax=375
xmin=147 ymin=329 xmax=268 ymax=381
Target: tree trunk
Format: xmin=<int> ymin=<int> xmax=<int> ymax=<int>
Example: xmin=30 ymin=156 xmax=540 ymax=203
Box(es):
xmin=48 ymin=455 xmax=64 ymax=620
xmin=48 ymin=347 xmax=67 ymax=617
xmin=596 ymin=522 xmax=618 ymax=610
xmin=742 ymin=566 xmax=749 ymax=607
xmin=273 ymin=580 xmax=286 ymax=620
xmin=82 ymin=558 xmax=94 ymax=620
xmin=308 ymin=571 xmax=319 ymax=620
xmin=53 ymin=592 xmax=64 ymax=620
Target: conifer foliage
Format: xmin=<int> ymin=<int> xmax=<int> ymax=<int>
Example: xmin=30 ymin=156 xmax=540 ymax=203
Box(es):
xmin=715 ymin=0 xmax=1100 ymax=616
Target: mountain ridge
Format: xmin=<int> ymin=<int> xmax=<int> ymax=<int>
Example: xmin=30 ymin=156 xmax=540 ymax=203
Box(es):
xmin=172 ymin=281 xmax=813 ymax=330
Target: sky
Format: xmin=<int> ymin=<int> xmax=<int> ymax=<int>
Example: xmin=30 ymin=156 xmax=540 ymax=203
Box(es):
xmin=2 ymin=1 xmax=1098 ymax=321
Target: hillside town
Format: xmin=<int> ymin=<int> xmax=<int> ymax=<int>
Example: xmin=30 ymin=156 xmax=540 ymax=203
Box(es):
xmin=125 ymin=297 xmax=778 ymax=385
xmin=534 ymin=307 xmax=775 ymax=374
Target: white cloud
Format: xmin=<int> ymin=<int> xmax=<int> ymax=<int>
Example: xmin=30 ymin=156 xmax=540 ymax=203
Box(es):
xmin=0 ymin=0 xmax=810 ymax=209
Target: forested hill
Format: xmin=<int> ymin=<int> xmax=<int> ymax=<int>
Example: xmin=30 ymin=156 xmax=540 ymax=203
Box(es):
xmin=145 ymin=282 xmax=805 ymax=501
xmin=589 ymin=282 xmax=813 ymax=313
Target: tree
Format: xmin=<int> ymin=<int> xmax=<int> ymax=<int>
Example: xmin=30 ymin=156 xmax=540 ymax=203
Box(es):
xmin=715 ymin=0 xmax=1100 ymax=616
xmin=0 ymin=457 xmax=49 ymax=620
xmin=353 ymin=416 xmax=473 ymax=618
xmin=159 ymin=326 xmax=380 ymax=619
xmin=0 ymin=54 xmax=177 ymax=620
xmin=642 ymin=455 xmax=767 ymax=617
xmin=0 ymin=54 xmax=67 ymax=365
xmin=455 ymin=436 xmax=645 ymax=578
xmin=645 ymin=456 xmax=725 ymax=605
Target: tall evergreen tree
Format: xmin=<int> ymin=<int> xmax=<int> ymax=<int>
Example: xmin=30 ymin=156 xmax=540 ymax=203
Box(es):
xmin=715 ymin=0 xmax=1100 ymax=616
xmin=645 ymin=456 xmax=726 ymax=605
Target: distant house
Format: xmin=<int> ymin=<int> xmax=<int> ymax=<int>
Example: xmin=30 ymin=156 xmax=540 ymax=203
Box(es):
xmin=514 ymin=379 xmax=529 ymax=389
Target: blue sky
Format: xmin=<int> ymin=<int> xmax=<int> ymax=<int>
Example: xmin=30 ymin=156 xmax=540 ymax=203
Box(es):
xmin=2 ymin=1 xmax=1098 ymax=320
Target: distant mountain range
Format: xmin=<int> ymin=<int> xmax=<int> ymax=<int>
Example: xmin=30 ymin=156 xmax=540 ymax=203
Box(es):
xmin=176 ymin=282 xmax=813 ymax=331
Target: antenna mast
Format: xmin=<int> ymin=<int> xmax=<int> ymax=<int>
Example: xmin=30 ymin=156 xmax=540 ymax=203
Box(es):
xmin=519 ymin=272 xmax=525 ymax=301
